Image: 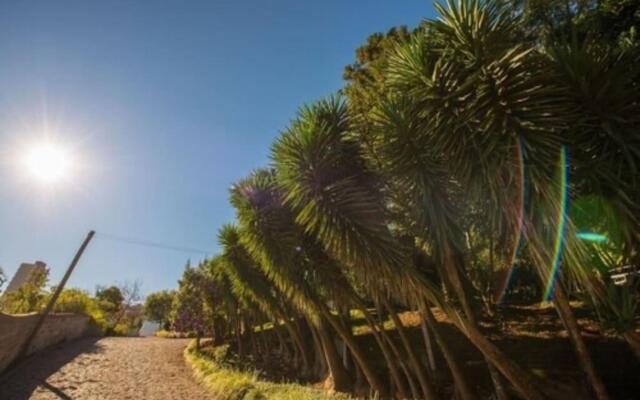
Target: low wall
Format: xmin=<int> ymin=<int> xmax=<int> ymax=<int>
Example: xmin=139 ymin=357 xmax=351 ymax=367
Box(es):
xmin=0 ymin=312 xmax=90 ymax=374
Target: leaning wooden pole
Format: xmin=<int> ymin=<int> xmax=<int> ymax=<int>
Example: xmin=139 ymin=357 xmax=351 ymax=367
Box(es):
xmin=15 ymin=230 xmax=95 ymax=361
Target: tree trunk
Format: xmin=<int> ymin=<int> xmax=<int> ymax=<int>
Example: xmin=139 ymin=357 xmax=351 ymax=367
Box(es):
xmin=378 ymin=315 xmax=422 ymax=400
xmin=444 ymin=249 xmax=509 ymax=400
xmin=422 ymin=304 xmax=476 ymax=400
xmin=464 ymin=316 xmax=581 ymax=400
xmin=246 ymin=318 xmax=259 ymax=359
xmin=284 ymin=319 xmax=312 ymax=372
xmin=321 ymin=307 xmax=387 ymax=396
xmin=552 ymin=283 xmax=610 ymax=400
xmin=373 ymin=299 xmax=423 ymax=399
xmin=434 ymin=249 xmax=559 ymax=399
xmin=338 ymin=310 xmax=353 ymax=371
xmin=235 ymin=315 xmax=244 ymax=359
xmin=275 ymin=323 xmax=289 ymax=355
xmin=358 ymin=305 xmax=410 ymax=399
xmin=310 ymin=323 xmax=328 ymax=378
xmin=622 ymin=331 xmax=640 ymax=361
xmin=317 ymin=317 xmax=352 ymax=392
xmin=420 ymin=308 xmax=437 ymax=375
xmin=383 ymin=299 xmax=438 ymax=400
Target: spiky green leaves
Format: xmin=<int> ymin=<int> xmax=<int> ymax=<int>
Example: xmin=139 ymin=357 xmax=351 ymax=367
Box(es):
xmin=217 ymin=224 xmax=291 ymax=321
xmin=229 ymin=169 xmax=323 ymax=319
xmin=272 ymin=97 xmax=411 ymax=291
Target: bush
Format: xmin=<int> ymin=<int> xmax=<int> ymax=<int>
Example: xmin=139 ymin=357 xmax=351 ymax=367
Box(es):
xmin=155 ymin=330 xmax=196 ymax=338
xmin=184 ymin=341 xmax=351 ymax=400
xmin=53 ymin=288 xmax=109 ymax=333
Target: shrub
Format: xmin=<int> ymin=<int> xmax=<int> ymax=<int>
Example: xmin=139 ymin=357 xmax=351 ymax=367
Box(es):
xmin=155 ymin=330 xmax=196 ymax=338
xmin=53 ymin=288 xmax=109 ymax=333
xmin=184 ymin=341 xmax=351 ymax=400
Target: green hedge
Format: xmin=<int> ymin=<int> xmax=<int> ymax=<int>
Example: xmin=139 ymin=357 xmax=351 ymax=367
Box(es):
xmin=184 ymin=341 xmax=351 ymax=400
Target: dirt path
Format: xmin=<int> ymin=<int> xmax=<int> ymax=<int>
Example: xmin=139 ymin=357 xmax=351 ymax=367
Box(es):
xmin=0 ymin=337 xmax=212 ymax=399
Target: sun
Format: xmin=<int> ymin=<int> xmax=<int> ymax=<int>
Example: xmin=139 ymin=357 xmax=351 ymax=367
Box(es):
xmin=22 ymin=141 xmax=73 ymax=184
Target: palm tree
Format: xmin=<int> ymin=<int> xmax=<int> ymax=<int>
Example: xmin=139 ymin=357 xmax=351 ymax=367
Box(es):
xmin=271 ymin=96 xmax=564 ymax=400
xmin=183 ymin=3 xmax=638 ymax=399
xmin=216 ymin=224 xmax=314 ymax=372
xmin=228 ymin=169 xmax=387 ymax=394
xmin=375 ymin=1 xmax=640 ymax=399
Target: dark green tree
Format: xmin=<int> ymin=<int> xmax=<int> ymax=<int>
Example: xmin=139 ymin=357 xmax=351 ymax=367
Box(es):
xmin=143 ymin=290 xmax=175 ymax=330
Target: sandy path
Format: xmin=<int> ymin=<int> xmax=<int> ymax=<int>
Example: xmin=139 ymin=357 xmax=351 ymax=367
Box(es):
xmin=0 ymin=337 xmax=212 ymax=399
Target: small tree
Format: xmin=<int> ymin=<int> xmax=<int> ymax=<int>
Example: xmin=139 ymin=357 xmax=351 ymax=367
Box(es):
xmin=172 ymin=263 xmax=208 ymax=349
xmin=113 ymin=280 xmax=142 ymax=327
xmin=53 ymin=288 xmax=109 ymax=332
xmin=143 ymin=290 xmax=175 ymax=330
xmin=95 ymin=285 xmax=124 ymax=319
xmin=1 ymin=267 xmax=49 ymax=314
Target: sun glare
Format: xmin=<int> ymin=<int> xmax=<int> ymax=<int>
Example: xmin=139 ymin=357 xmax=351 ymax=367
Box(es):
xmin=22 ymin=142 xmax=73 ymax=185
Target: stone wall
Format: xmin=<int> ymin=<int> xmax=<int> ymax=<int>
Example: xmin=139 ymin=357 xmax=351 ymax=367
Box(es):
xmin=0 ymin=312 xmax=90 ymax=374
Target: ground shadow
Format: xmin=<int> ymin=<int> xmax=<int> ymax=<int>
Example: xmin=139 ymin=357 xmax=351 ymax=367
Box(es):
xmin=0 ymin=336 xmax=104 ymax=400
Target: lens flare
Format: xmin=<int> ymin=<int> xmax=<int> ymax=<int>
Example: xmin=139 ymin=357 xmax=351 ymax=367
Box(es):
xmin=543 ymin=146 xmax=569 ymax=302
xmin=576 ymin=232 xmax=607 ymax=243
xmin=496 ymin=136 xmax=527 ymax=304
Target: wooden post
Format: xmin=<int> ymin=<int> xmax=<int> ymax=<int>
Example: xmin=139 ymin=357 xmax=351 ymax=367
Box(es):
xmin=15 ymin=230 xmax=95 ymax=361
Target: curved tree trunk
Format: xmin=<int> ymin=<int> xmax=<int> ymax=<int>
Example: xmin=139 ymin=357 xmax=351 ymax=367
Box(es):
xmin=310 ymin=323 xmax=328 ymax=378
xmin=275 ymin=322 xmax=290 ymax=356
xmin=420 ymin=309 xmax=437 ymax=375
xmin=421 ymin=304 xmax=475 ymax=400
xmin=419 ymin=258 xmax=552 ymax=400
xmin=383 ymin=299 xmax=438 ymax=400
xmin=622 ymin=330 xmax=640 ymax=361
xmin=379 ymin=317 xmax=422 ymax=400
xmin=358 ymin=305 xmax=410 ymax=399
xmin=443 ymin=249 xmax=509 ymax=400
xmin=246 ymin=318 xmax=259 ymax=359
xmin=430 ymin=250 xmax=559 ymax=400
xmin=320 ymin=307 xmax=387 ymax=396
xmin=317 ymin=317 xmax=352 ymax=392
xmin=283 ymin=319 xmax=312 ymax=372
xmin=235 ymin=314 xmax=244 ymax=359
xmin=373 ymin=300 xmax=422 ymax=399
xmin=552 ymin=283 xmax=611 ymax=400
xmin=257 ymin=324 xmax=269 ymax=357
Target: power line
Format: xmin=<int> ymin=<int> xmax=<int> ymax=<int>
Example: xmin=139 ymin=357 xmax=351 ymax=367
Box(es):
xmin=95 ymin=231 xmax=211 ymax=256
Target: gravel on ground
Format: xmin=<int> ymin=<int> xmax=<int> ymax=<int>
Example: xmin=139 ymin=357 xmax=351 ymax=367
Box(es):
xmin=0 ymin=337 xmax=212 ymax=400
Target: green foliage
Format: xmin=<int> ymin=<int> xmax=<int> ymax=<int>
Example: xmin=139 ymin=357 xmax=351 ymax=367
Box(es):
xmin=185 ymin=341 xmax=351 ymax=400
xmin=95 ymin=285 xmax=124 ymax=315
xmin=155 ymin=330 xmax=196 ymax=338
xmin=588 ymin=280 xmax=639 ymax=334
xmin=272 ymin=97 xmax=411 ymax=294
xmin=518 ymin=0 xmax=640 ymax=47
xmin=0 ymin=267 xmax=49 ymax=314
xmin=162 ymin=1 xmax=640 ymax=398
xmin=94 ymin=283 xmax=144 ymax=336
xmin=171 ymin=262 xmax=211 ymax=335
xmin=53 ymin=288 xmax=109 ymax=332
xmin=218 ymin=224 xmax=289 ymax=323
xmin=143 ymin=290 xmax=175 ymax=330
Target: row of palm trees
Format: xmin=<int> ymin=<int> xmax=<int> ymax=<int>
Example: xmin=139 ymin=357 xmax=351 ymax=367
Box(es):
xmin=179 ymin=1 xmax=639 ymax=399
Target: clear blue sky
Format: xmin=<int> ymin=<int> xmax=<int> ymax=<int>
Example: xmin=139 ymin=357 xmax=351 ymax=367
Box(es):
xmin=0 ymin=1 xmax=435 ymax=296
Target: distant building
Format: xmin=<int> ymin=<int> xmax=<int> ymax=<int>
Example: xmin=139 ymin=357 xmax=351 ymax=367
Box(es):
xmin=4 ymin=261 xmax=47 ymax=294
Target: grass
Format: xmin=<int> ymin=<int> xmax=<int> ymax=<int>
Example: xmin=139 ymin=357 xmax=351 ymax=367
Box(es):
xmin=184 ymin=340 xmax=352 ymax=400
xmin=155 ymin=330 xmax=196 ymax=338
